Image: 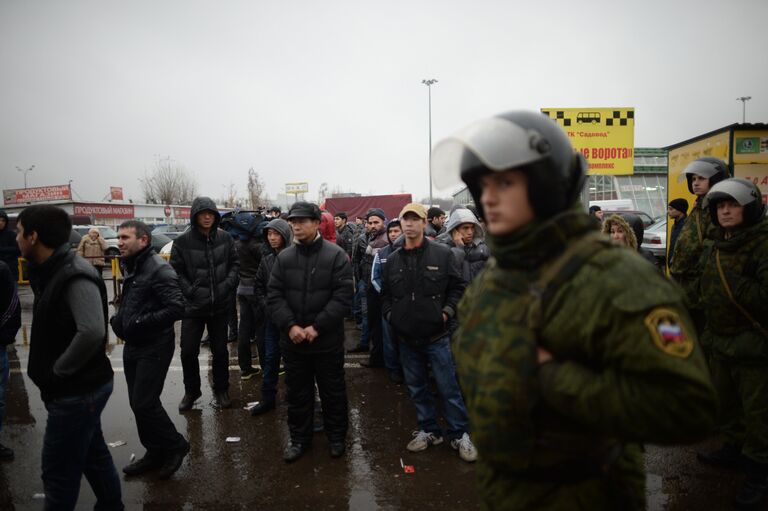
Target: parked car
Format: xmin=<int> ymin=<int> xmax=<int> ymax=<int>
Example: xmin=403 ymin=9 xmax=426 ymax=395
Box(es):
xmin=603 ymin=210 xmax=655 ymax=228
xmin=642 ymin=218 xmax=667 ymax=259
xmin=72 ymin=225 xmax=120 ymax=257
xmin=150 ymin=232 xmax=173 ymax=254
xmin=152 ymin=225 xmax=188 ymax=241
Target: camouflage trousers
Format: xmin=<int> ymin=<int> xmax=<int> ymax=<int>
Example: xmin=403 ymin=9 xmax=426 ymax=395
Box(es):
xmin=709 ymin=356 xmax=768 ymax=464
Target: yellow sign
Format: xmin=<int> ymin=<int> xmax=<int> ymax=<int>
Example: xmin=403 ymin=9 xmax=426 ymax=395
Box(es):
xmin=285 ymin=182 xmax=309 ymax=194
xmin=541 ymin=107 xmax=635 ymax=175
xmin=667 ymin=131 xmax=730 ymax=208
xmin=735 ymin=164 xmax=768 ymax=204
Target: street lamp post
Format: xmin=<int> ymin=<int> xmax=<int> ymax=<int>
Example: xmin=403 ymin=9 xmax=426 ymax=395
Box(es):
xmin=737 ymin=96 xmax=752 ymax=123
xmin=16 ymin=165 xmax=35 ymax=189
xmin=422 ymin=79 xmax=438 ymax=206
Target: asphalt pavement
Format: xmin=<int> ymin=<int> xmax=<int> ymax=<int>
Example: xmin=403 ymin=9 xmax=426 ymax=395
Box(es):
xmin=0 ymin=284 xmax=744 ymax=510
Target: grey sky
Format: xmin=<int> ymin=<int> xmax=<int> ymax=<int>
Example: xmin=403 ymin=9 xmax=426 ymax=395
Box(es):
xmin=1 ymin=0 xmax=766 ymax=205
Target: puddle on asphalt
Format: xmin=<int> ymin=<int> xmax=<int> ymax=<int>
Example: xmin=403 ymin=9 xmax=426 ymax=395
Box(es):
xmin=646 ymin=473 xmax=669 ymax=510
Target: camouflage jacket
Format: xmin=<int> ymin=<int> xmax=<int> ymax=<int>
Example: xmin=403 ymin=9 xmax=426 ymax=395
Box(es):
xmin=669 ymin=197 xmax=717 ymax=308
xmin=454 ymin=208 xmax=716 ymax=511
xmin=699 ymin=218 xmax=768 ymax=362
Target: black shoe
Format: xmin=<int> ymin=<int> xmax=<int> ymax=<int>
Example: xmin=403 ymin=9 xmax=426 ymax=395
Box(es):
xmin=240 ymin=367 xmax=262 ymax=381
xmin=250 ymin=400 xmax=275 ymax=416
xmin=214 ymin=391 xmax=231 ymax=409
xmin=157 ymin=443 xmax=190 ymax=480
xmin=348 ymin=345 xmax=368 ymax=354
xmin=122 ymin=453 xmax=162 ymax=476
xmin=178 ymin=390 xmax=202 ymax=412
xmin=697 ymin=443 xmax=743 ymax=468
xmin=227 ymin=335 xmax=238 ymax=343
xmin=389 ymin=372 xmax=404 ymax=384
xmin=283 ymin=443 xmax=308 ymax=463
xmin=329 ymin=441 xmax=346 ymax=458
xmin=735 ymin=478 xmax=767 ymax=509
xmin=0 ymin=443 xmax=14 ymax=461
xmin=360 ymin=359 xmax=383 ymax=368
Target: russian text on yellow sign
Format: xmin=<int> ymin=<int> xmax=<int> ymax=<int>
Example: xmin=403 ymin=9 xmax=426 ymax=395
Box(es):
xmin=541 ymin=107 xmax=635 ymax=175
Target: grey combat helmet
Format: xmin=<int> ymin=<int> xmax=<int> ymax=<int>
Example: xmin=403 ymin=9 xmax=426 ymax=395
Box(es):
xmin=431 ymin=111 xmax=587 ymax=219
xmin=707 ymin=178 xmax=766 ymax=227
xmin=680 ymin=157 xmax=729 ymax=195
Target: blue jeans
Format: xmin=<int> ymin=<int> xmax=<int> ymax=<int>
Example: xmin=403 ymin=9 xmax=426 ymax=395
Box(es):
xmin=0 ymin=347 xmax=7 ymax=435
xmin=399 ymin=336 xmax=469 ymax=441
xmin=356 ymin=280 xmax=369 ymax=348
xmin=42 ymin=380 xmax=124 ymax=511
xmin=261 ymin=320 xmax=281 ymax=403
xmin=382 ymin=319 xmax=401 ymax=375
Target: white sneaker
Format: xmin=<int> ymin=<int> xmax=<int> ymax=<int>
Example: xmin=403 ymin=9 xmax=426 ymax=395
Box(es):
xmin=450 ymin=433 xmax=478 ymax=462
xmin=406 ymin=430 xmax=444 ymax=452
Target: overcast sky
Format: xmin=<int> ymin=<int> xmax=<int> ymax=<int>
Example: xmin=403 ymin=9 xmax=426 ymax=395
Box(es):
xmin=1 ymin=0 xmax=766 ymax=205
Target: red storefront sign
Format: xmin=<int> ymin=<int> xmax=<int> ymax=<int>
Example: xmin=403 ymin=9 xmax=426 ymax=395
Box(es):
xmin=3 ymin=185 xmax=71 ymax=205
xmin=73 ymin=203 xmax=135 ymax=219
xmin=173 ymin=207 xmax=191 ymax=219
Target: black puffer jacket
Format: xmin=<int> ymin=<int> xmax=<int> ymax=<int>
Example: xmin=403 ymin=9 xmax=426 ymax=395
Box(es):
xmin=381 ymin=238 xmax=466 ymax=345
xmin=0 ymin=210 xmax=20 ymax=279
xmin=112 ymin=246 xmax=184 ymax=344
xmin=336 ymin=223 xmax=355 ymax=258
xmin=170 ymin=197 xmax=239 ymax=317
xmin=267 ymin=234 xmax=353 ymax=353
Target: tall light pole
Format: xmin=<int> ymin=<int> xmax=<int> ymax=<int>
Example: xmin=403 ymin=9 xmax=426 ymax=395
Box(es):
xmin=737 ymin=96 xmax=752 ymax=123
xmin=16 ymin=165 xmax=35 ymax=189
xmin=422 ymin=79 xmax=438 ymax=206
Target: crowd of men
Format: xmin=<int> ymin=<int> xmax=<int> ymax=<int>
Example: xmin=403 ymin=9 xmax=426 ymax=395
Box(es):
xmin=0 ymin=111 xmax=766 ymax=510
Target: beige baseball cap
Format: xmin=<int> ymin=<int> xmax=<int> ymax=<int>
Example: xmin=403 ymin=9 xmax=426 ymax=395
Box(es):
xmin=399 ymin=203 xmax=427 ymax=219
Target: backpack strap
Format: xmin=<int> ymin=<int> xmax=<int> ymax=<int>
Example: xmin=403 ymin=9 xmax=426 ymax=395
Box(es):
xmin=527 ymin=231 xmax=613 ymax=332
xmin=715 ymin=248 xmax=768 ymax=338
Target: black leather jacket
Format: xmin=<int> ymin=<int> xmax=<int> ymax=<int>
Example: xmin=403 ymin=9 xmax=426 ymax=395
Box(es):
xmin=112 ymin=246 xmax=185 ymax=344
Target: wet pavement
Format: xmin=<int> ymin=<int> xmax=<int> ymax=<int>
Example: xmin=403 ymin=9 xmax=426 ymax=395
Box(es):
xmin=0 ymin=285 xmax=745 ymax=509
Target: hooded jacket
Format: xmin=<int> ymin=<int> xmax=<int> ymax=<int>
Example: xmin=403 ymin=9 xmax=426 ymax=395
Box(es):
xmin=602 ymin=214 xmax=637 ymax=249
xmin=254 ymin=219 xmax=293 ymax=311
xmin=170 ymin=197 xmax=239 ymax=317
xmin=0 ymin=210 xmax=20 ymax=279
xmin=437 ymin=207 xmax=490 ymax=283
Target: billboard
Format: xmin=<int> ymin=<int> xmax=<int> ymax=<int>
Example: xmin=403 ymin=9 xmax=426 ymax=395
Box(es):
xmin=541 ymin=107 xmax=635 ymax=175
xmin=285 ymin=182 xmax=309 ymax=194
xmin=73 ymin=203 xmax=135 ymax=219
xmin=110 ymin=187 xmax=124 ymax=200
xmin=3 ymin=184 xmax=72 ymax=205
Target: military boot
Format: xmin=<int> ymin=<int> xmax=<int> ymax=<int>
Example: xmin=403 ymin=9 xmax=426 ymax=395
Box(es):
xmin=696 ymin=442 xmax=743 ymax=468
xmin=734 ymin=460 xmax=768 ymax=509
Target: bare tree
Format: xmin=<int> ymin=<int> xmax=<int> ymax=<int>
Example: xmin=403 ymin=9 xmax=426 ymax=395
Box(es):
xmin=247 ymin=168 xmax=267 ymax=208
xmin=140 ymin=156 xmax=198 ymax=205
xmin=220 ymin=182 xmax=239 ymax=209
xmin=317 ymin=182 xmax=328 ymax=204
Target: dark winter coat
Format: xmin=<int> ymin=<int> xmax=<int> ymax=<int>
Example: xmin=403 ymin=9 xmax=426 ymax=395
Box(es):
xmin=236 ymin=237 xmax=263 ymax=296
xmin=254 ymin=219 xmax=293 ymax=311
xmin=267 ymin=234 xmax=353 ymax=353
xmin=352 ymin=230 xmax=388 ymax=284
xmin=336 ymin=223 xmax=355 ymax=258
xmin=0 ymin=210 xmax=20 ymax=280
xmin=170 ymin=197 xmax=239 ymax=317
xmin=381 ymin=237 xmax=466 ymax=345
xmin=437 ymin=207 xmax=490 ymax=283
xmin=668 ymin=216 xmax=686 ymax=264
xmin=27 ymin=245 xmax=113 ymax=401
xmin=111 ymin=246 xmax=184 ymax=345
xmin=0 ymin=260 xmax=21 ymax=346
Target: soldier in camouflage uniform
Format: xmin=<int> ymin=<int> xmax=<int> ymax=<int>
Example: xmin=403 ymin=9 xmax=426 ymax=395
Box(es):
xmin=696 ymin=178 xmax=768 ymax=509
xmin=669 ymin=157 xmax=728 ymax=336
xmin=430 ymin=111 xmax=717 ymax=510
